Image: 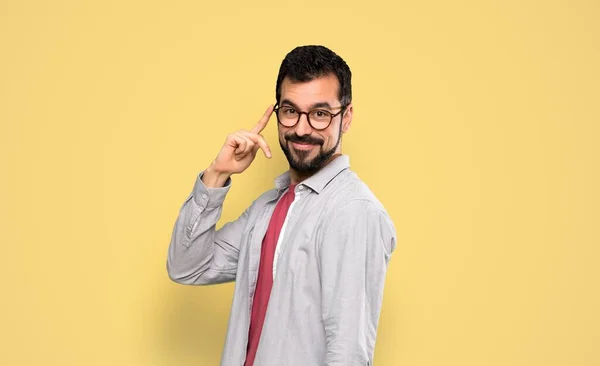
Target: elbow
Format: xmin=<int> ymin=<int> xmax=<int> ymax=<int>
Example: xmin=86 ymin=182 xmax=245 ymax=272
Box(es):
xmin=166 ymin=260 xmax=187 ymax=284
xmin=166 ymin=259 xmax=198 ymax=285
xmin=165 ymin=259 xmax=218 ymax=286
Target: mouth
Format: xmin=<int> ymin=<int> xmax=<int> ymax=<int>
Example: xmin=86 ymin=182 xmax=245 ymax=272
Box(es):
xmin=291 ymin=141 xmax=318 ymax=151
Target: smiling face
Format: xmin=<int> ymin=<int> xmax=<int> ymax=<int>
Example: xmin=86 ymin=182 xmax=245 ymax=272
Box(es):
xmin=277 ymin=74 xmax=353 ymax=177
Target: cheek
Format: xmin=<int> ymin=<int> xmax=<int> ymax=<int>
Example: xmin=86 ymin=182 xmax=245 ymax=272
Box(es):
xmin=323 ymin=132 xmax=337 ymax=147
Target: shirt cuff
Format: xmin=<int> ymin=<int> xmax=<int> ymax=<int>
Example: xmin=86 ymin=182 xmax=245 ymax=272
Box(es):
xmin=192 ymin=171 xmax=232 ymax=208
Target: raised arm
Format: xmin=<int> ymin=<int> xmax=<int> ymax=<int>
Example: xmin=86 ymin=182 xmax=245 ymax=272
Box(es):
xmin=166 ymin=105 xmax=274 ymax=285
xmin=166 ymin=172 xmax=249 ymax=285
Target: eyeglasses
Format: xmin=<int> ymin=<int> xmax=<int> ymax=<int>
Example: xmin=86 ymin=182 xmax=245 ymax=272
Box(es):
xmin=273 ymin=104 xmax=346 ymax=131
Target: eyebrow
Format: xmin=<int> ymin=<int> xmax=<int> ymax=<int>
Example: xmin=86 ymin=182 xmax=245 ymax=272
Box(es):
xmin=281 ymin=99 xmax=333 ymax=110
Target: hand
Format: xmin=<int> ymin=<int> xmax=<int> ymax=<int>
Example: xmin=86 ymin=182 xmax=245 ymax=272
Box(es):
xmin=202 ymin=105 xmax=274 ymax=187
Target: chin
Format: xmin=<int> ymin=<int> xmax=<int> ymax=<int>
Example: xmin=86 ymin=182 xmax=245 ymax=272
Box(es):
xmin=280 ymin=139 xmax=336 ymax=174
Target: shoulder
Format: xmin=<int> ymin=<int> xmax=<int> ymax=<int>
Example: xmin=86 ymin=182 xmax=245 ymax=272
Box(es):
xmin=319 ymin=169 xmax=396 ymax=250
xmin=324 ymin=168 xmax=390 ymax=216
xmin=244 ymin=187 xmax=279 ymax=216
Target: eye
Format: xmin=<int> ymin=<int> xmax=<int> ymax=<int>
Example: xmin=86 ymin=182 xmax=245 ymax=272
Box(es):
xmin=282 ymin=107 xmax=297 ymax=115
xmin=314 ymin=110 xmax=329 ymax=117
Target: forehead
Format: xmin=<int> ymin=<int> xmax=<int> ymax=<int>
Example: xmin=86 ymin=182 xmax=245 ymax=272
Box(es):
xmin=280 ymin=74 xmax=340 ymax=107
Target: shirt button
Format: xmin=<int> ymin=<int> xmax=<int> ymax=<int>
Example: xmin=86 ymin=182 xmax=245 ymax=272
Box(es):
xmin=201 ymin=193 xmax=207 ymax=199
xmin=298 ymin=186 xmax=303 ymax=190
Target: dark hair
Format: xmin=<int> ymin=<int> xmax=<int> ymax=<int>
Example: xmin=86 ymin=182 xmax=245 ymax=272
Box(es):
xmin=275 ymin=45 xmax=352 ymax=106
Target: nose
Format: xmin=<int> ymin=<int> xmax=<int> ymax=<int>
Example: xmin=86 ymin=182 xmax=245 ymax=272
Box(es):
xmin=295 ymin=112 xmax=313 ymax=136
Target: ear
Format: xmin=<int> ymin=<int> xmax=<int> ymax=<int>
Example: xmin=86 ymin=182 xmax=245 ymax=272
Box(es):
xmin=341 ymin=103 xmax=353 ymax=134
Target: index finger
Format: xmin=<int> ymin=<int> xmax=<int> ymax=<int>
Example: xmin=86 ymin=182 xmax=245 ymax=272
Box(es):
xmin=250 ymin=104 xmax=274 ymax=134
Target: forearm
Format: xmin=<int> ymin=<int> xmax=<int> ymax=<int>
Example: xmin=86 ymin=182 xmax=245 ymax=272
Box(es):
xmin=167 ymin=171 xmax=240 ymax=285
xmin=322 ymin=263 xmax=386 ymax=365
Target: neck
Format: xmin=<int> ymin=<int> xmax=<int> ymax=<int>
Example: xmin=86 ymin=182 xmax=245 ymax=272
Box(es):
xmin=289 ymin=153 xmax=342 ymax=185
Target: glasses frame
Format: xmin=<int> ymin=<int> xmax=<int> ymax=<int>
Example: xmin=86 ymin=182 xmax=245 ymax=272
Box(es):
xmin=273 ymin=103 xmax=346 ymax=131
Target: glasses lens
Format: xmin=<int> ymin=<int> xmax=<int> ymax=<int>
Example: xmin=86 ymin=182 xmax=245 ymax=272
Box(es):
xmin=309 ymin=110 xmax=332 ymax=129
xmin=278 ymin=107 xmax=299 ymax=127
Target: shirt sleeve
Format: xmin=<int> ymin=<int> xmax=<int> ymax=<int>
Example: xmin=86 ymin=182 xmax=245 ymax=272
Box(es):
xmin=166 ymin=171 xmax=253 ymax=285
xmin=319 ymin=199 xmax=396 ymax=365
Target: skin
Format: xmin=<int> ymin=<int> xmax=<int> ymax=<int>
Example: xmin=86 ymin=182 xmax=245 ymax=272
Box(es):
xmin=202 ymin=73 xmax=353 ymax=188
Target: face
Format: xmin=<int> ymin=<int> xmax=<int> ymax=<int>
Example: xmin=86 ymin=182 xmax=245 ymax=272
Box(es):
xmin=277 ymin=74 xmax=353 ymax=174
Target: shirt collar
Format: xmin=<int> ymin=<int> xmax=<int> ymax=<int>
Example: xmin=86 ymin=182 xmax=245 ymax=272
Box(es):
xmin=273 ymin=154 xmax=350 ymax=194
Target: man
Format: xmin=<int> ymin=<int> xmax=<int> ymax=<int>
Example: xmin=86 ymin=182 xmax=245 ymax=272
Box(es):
xmin=167 ymin=45 xmax=396 ymax=366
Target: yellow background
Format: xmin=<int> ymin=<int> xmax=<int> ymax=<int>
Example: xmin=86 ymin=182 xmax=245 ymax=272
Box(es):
xmin=1 ymin=0 xmax=598 ymax=365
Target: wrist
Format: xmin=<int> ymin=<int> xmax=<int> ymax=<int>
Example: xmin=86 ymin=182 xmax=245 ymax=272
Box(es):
xmin=202 ymin=163 xmax=231 ymax=188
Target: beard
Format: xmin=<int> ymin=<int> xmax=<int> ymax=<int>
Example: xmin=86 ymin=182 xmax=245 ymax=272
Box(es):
xmin=279 ymin=123 xmax=342 ymax=174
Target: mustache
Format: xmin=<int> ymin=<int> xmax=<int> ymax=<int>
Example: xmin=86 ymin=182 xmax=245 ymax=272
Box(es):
xmin=285 ymin=133 xmax=324 ymax=146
